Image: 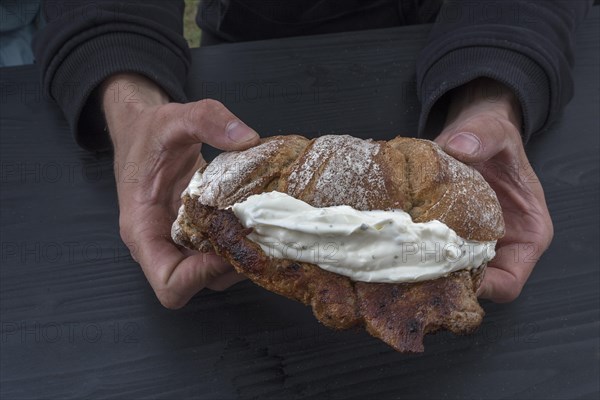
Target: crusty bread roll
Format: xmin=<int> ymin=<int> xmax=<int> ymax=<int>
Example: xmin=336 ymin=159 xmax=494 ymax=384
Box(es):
xmin=173 ymin=135 xmax=504 ymax=352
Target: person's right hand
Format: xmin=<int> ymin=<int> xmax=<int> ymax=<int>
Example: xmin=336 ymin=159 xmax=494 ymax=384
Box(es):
xmin=102 ymin=73 xmax=260 ymax=309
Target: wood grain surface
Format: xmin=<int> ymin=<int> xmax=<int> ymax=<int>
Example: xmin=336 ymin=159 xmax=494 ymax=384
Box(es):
xmin=1 ymin=7 xmax=598 ymax=400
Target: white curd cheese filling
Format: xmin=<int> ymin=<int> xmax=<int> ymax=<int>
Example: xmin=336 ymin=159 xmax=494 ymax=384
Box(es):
xmin=231 ymin=191 xmax=496 ymax=283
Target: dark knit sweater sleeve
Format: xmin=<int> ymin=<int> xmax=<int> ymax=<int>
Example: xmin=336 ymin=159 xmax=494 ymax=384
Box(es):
xmin=33 ymin=0 xmax=191 ymax=151
xmin=416 ymin=0 xmax=591 ymax=142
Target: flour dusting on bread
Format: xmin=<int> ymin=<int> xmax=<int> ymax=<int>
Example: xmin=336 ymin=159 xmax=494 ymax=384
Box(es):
xmin=285 ymin=135 xmax=387 ymax=210
xmin=421 ymin=144 xmax=504 ymax=240
xmin=191 ymin=136 xmax=309 ymax=208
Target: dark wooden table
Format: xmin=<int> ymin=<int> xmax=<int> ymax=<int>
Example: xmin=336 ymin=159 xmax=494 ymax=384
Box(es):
xmin=1 ymin=7 xmax=598 ymax=400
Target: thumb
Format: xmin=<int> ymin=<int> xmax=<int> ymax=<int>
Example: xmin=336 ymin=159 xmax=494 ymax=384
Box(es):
xmin=435 ymin=117 xmax=509 ymax=164
xmin=163 ymin=99 xmax=260 ymax=151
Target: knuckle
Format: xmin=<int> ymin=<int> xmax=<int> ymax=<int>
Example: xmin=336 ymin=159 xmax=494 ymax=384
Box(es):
xmin=532 ymin=212 xmax=554 ymax=254
xmin=498 ymin=280 xmax=523 ymax=303
xmin=197 ymin=98 xmax=223 ymax=112
xmin=485 ymin=115 xmax=508 ymax=136
xmin=181 ymin=99 xmax=227 ymax=136
xmin=118 ymin=221 xmax=140 ymax=262
xmin=119 ymin=227 xmax=129 ymax=245
xmin=548 ymin=230 xmax=554 ymax=245
xmin=473 ymin=113 xmax=517 ymax=139
xmin=192 ymin=98 xmax=223 ymax=119
xmin=207 ymin=282 xmax=229 ymax=292
xmin=118 ymin=216 xmax=132 ymax=243
xmin=155 ymin=290 xmax=185 ymax=310
xmin=545 ymin=218 xmax=555 ymax=245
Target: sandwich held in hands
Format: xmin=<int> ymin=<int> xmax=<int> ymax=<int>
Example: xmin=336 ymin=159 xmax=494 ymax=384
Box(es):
xmin=172 ymin=134 xmax=504 ymax=352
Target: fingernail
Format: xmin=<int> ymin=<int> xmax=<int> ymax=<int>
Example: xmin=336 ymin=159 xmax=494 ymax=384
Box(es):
xmin=226 ymin=120 xmax=258 ymax=143
xmin=446 ymin=132 xmax=481 ymax=156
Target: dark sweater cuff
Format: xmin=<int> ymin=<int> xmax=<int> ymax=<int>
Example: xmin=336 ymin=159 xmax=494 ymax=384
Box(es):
xmin=50 ymin=32 xmax=189 ymax=152
xmin=417 ymin=47 xmax=550 ymax=143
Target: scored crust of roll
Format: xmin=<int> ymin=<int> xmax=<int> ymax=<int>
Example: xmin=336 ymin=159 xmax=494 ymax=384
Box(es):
xmin=173 ymin=135 xmax=504 ymax=352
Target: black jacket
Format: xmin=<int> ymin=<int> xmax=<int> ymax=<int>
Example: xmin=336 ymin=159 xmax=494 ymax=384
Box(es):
xmin=33 ymin=0 xmax=591 ymax=151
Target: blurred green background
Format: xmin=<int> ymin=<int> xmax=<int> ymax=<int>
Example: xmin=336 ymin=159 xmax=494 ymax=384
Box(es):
xmin=184 ymin=0 xmax=201 ymax=48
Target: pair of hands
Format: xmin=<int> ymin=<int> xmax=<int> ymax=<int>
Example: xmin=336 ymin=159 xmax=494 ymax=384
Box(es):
xmin=103 ymin=74 xmax=552 ymax=308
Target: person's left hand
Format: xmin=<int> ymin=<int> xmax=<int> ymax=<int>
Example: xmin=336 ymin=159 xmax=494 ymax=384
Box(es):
xmin=434 ymin=78 xmax=554 ymax=303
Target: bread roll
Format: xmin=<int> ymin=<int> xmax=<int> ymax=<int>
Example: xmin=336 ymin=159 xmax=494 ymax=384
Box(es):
xmin=173 ymin=135 xmax=504 ymax=352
